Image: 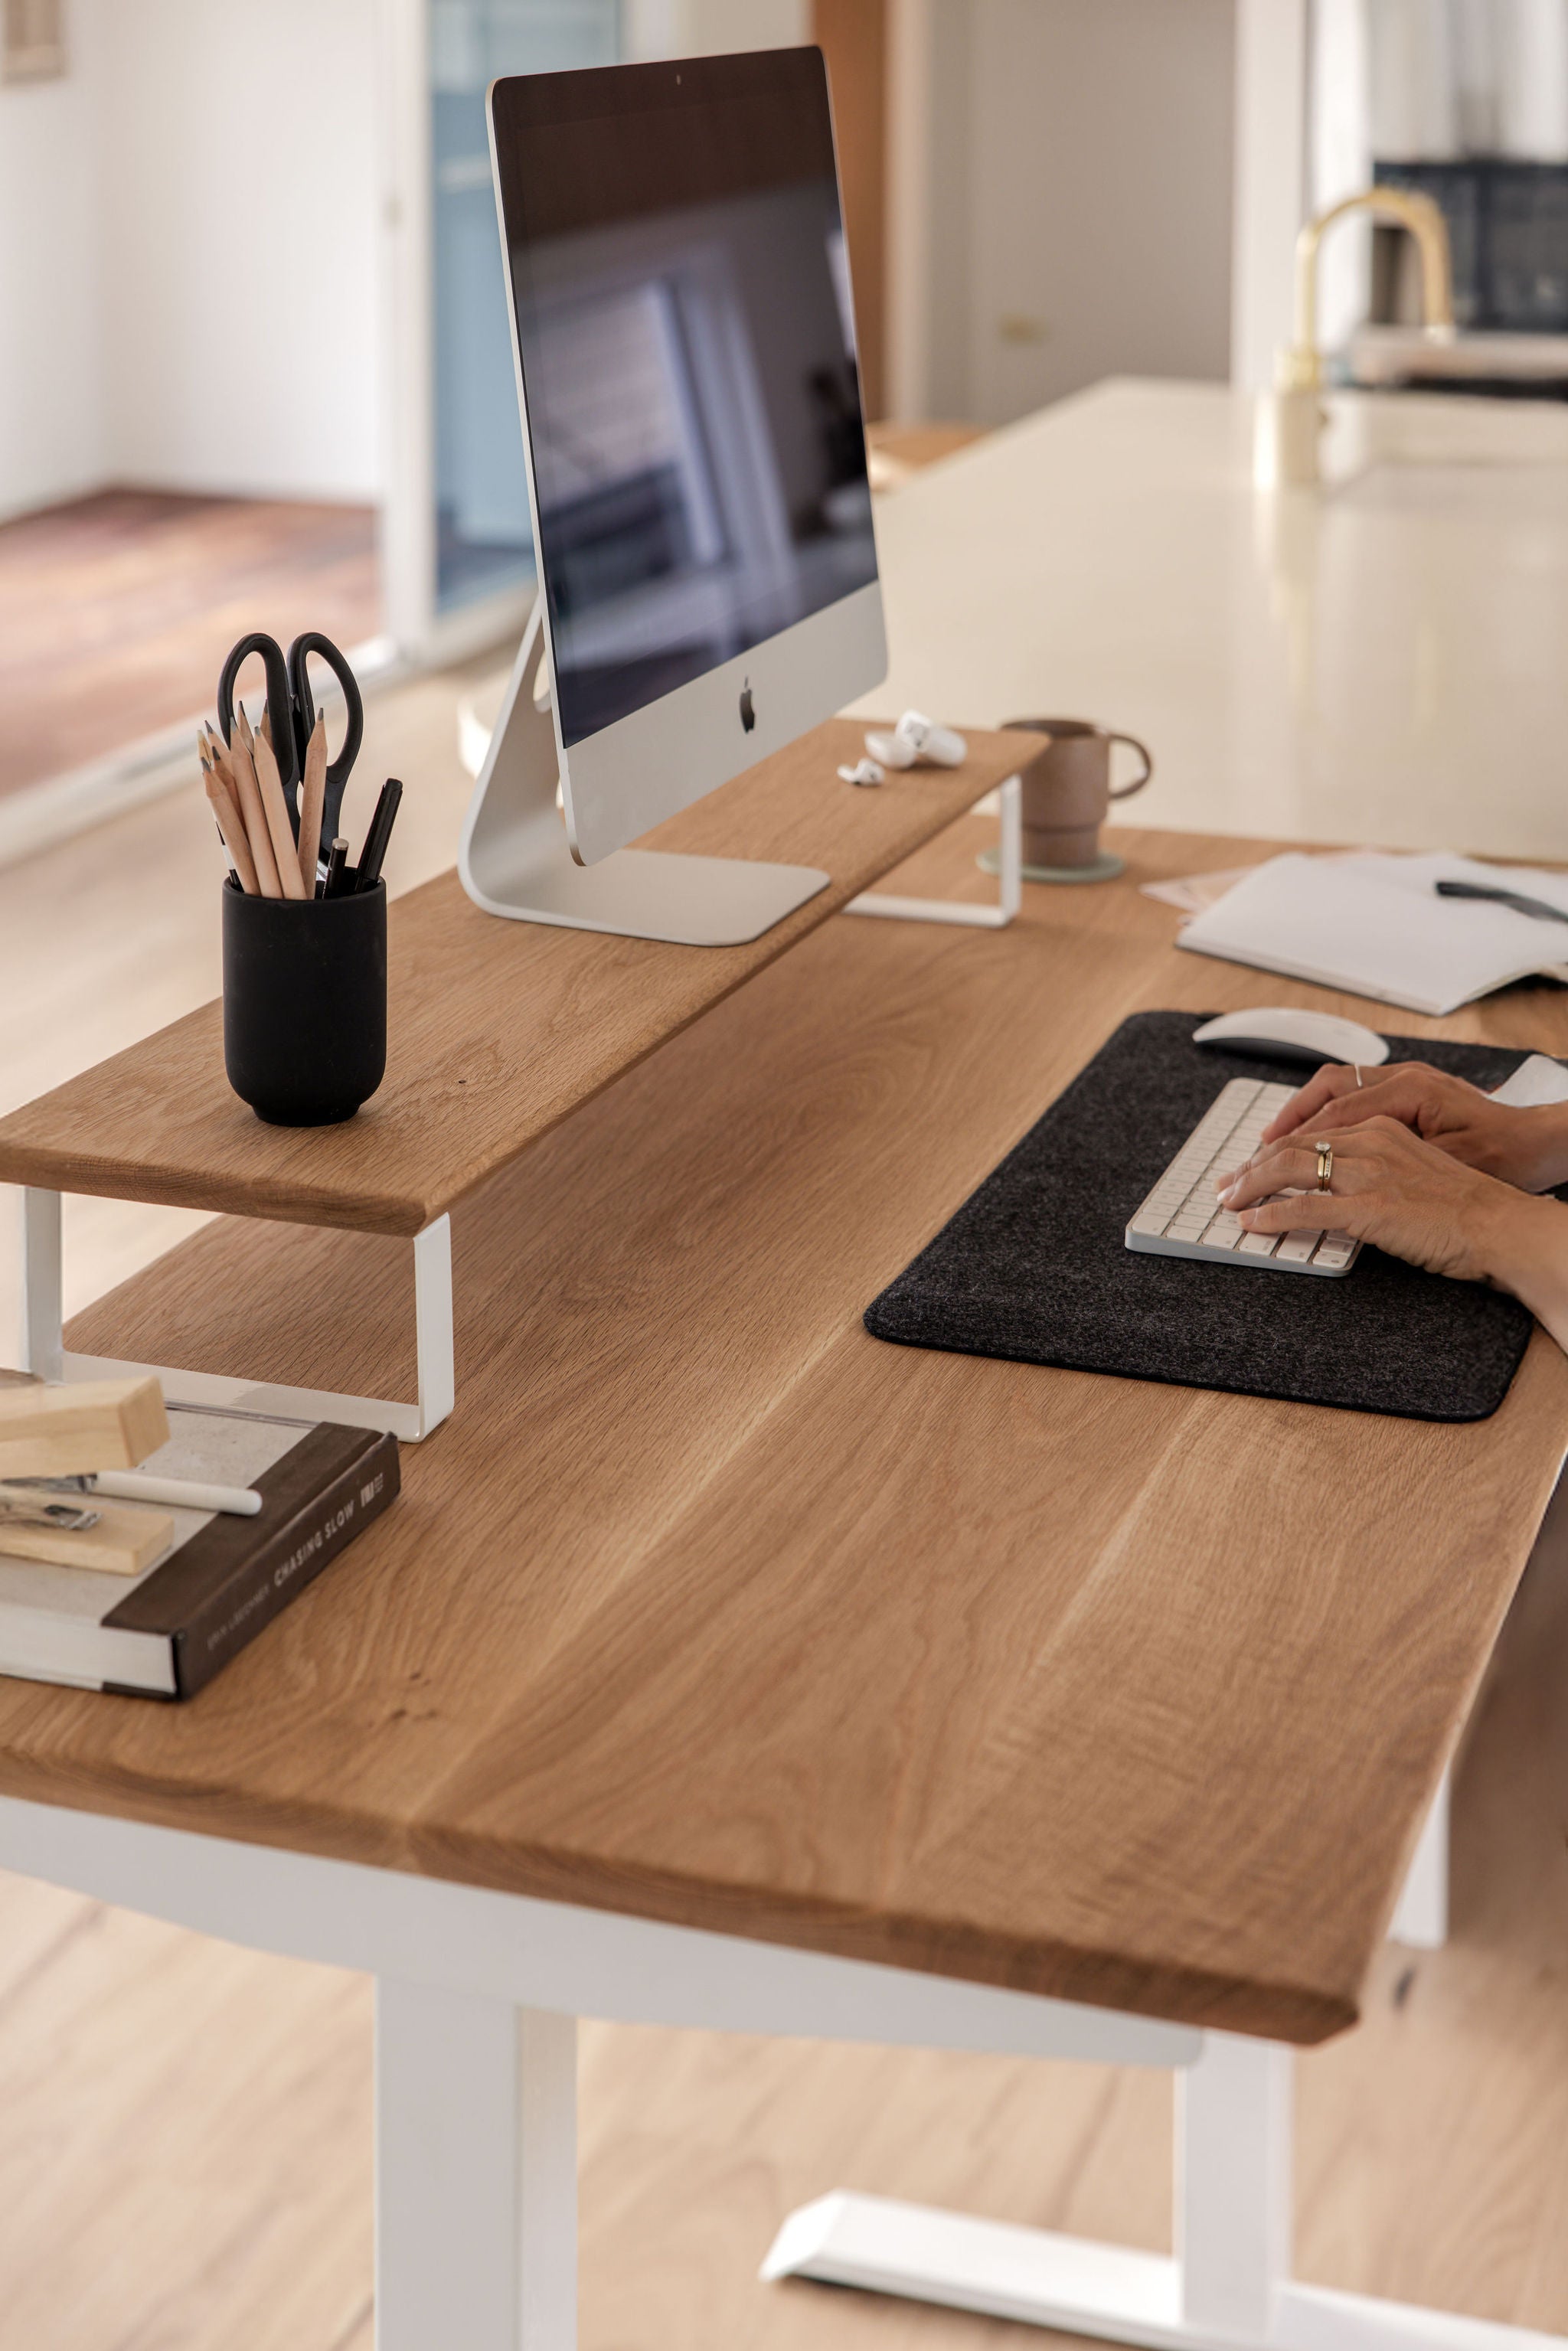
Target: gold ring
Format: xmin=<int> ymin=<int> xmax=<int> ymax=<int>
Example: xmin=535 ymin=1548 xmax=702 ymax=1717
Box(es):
xmin=1316 ymin=1141 xmax=1334 ymax=1191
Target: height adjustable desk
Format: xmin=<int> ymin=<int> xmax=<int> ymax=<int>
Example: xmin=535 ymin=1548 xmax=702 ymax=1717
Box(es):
xmin=2 ymin=810 xmax=1566 ymax=2351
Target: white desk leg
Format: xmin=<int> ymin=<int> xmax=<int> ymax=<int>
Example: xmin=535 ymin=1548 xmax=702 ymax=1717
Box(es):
xmin=1387 ymin=1764 xmax=1450 ymax=1950
xmin=375 ymin=1982 xmax=576 ymax=2351
xmin=1177 ymin=2033 xmax=1290 ymax=2340
xmin=764 ymin=2020 xmax=1565 ymax=2347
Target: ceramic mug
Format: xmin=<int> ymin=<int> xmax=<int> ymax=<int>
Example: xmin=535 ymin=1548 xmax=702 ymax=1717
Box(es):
xmin=1005 ymin=718 xmax=1153 ymax=869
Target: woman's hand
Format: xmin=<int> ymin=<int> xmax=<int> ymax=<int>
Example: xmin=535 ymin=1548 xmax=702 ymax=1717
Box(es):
xmin=1259 ymin=1060 xmax=1568 ymax=1193
xmin=1216 ymin=1114 xmax=1535 ymax=1283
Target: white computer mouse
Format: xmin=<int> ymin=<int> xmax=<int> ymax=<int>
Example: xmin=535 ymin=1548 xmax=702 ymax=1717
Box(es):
xmin=1191 ymin=1007 xmax=1390 ymax=1067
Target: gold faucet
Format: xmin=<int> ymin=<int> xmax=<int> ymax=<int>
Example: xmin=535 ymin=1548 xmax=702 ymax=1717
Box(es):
xmin=1259 ymin=186 xmax=1456 ymax=485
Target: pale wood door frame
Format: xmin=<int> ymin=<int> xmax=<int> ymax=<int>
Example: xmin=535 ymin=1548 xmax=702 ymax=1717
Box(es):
xmin=813 ymin=0 xmax=890 ymax=419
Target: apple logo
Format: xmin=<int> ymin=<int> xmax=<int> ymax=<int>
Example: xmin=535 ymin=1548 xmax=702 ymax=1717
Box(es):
xmin=739 ymin=679 xmax=756 ymax=733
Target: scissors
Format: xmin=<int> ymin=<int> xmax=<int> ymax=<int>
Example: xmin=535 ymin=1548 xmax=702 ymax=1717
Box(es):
xmin=217 ymin=630 xmax=364 ymax=841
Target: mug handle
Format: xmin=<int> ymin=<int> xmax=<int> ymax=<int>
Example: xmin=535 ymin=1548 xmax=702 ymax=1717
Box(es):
xmin=1106 ymin=731 xmax=1154 ymax=798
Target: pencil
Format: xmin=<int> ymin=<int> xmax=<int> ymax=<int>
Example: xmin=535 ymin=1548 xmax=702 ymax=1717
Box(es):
xmin=199 ymin=737 xmax=260 ymax=893
xmin=205 ymin=773 xmax=261 ymax=892
xmin=225 ymin=718 xmax=283 ymax=898
xmin=296 ymin=711 xmax=327 ymax=894
xmin=250 ymin=721 xmax=307 ymax=900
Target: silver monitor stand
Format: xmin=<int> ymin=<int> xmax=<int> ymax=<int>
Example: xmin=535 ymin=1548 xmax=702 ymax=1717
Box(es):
xmin=458 ymin=599 xmax=831 ymax=948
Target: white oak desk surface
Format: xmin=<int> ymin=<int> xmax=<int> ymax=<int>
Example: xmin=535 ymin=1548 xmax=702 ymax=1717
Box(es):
xmin=2 ymin=818 xmax=1566 ymax=2049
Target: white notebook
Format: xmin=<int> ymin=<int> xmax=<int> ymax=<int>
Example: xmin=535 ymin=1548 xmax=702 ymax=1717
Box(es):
xmin=1177 ymin=851 xmax=1568 ymax=1017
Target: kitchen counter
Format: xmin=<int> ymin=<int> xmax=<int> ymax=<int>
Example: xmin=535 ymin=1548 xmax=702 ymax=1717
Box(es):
xmin=851 ymin=377 xmax=1568 ymax=863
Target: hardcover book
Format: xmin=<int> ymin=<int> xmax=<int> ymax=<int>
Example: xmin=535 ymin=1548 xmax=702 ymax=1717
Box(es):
xmin=0 ymin=1406 xmax=398 ymax=1698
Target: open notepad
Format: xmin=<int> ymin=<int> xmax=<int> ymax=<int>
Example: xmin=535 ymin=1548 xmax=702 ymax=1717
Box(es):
xmin=1177 ymin=851 xmax=1568 ymax=1016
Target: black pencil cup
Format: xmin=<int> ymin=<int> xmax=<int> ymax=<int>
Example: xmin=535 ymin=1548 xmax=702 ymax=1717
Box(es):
xmin=222 ymin=875 xmax=387 ymax=1125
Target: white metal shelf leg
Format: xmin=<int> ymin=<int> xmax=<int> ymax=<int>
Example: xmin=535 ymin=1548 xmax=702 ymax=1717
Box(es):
xmin=20 ymin=1187 xmax=64 ymax=1381
xmin=10 ymin=1181 xmax=456 ymax=1439
xmin=414 ymin=1213 xmax=456 ymax=1434
xmin=845 ymin=772 xmax=1021 ymax=928
xmin=1177 ymin=2033 xmax=1291 ymax=2342
xmin=1387 ymin=1764 xmax=1450 ymax=1949
xmin=375 ymin=1981 xmax=576 ymax=2351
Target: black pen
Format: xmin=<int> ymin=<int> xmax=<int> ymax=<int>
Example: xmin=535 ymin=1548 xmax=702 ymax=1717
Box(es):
xmin=1436 ymin=877 xmax=1568 ymax=926
xmin=321 ymin=836 xmax=348 ymax=899
xmin=356 ymin=779 xmax=403 ymax=891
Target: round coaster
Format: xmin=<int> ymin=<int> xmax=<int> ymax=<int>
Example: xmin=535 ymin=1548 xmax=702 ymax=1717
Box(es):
xmin=978 ymin=846 xmax=1125 ymax=885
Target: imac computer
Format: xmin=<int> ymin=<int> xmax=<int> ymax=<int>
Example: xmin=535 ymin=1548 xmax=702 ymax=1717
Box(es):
xmin=459 ymin=47 xmax=887 ymax=946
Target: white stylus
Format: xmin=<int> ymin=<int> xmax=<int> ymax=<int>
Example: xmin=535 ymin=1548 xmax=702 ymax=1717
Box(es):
xmin=90 ymin=1471 xmax=263 ymax=1517
xmin=5 ymin=1471 xmax=263 ymax=1518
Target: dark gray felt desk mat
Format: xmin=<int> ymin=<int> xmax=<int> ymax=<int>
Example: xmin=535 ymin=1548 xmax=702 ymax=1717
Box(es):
xmin=866 ymin=1011 xmax=1541 ymax=1422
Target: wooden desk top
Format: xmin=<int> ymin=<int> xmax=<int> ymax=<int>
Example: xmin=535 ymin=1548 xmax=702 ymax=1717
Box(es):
xmin=3 ymin=818 xmax=1566 ymax=2046
xmin=0 ymin=721 xmax=1030 ymax=1237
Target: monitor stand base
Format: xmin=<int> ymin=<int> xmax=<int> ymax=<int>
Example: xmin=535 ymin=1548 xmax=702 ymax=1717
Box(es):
xmin=458 ymin=600 xmax=830 ymax=948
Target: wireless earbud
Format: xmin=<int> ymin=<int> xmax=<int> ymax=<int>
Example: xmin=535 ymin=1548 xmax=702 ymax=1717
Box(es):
xmin=896 ymin=710 xmax=967 ymax=766
xmin=863 ymin=713 xmax=969 ymax=772
xmin=863 ymin=729 xmax=918 ymax=769
xmin=837 ymin=758 xmax=886 ymax=787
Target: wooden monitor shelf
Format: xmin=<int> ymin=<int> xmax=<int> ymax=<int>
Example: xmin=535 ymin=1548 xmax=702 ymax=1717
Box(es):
xmin=0 ymin=720 xmax=1034 ymax=1435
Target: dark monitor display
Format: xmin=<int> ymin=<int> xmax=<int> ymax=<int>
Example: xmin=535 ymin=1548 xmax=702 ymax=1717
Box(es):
xmin=488 ymin=51 xmax=877 ymax=749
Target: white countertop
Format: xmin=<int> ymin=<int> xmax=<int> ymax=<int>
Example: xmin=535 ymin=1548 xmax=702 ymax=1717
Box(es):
xmin=852 ymin=378 xmax=1568 ymax=861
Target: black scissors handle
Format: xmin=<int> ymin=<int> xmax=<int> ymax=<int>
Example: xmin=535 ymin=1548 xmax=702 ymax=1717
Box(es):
xmin=289 ymin=632 xmax=364 ymax=842
xmin=217 ymin=632 xmax=299 ymax=802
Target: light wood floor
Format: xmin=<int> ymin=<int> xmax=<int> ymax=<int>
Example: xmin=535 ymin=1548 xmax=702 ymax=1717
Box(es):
xmin=0 ymin=687 xmax=1566 ymax=2347
xmin=0 ymin=490 xmax=380 ymax=800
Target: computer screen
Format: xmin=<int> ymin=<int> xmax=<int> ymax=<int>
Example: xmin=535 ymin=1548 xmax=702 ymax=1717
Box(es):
xmin=489 ymin=51 xmax=877 ymax=752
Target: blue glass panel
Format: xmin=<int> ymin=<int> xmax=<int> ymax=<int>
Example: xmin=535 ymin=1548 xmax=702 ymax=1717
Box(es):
xmin=430 ymin=1 xmax=622 ymax=612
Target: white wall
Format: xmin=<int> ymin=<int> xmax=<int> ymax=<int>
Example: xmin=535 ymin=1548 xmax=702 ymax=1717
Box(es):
xmin=898 ymin=0 xmax=1235 ymax=426
xmin=0 ymin=0 xmax=104 ymax=519
xmin=93 ymin=0 xmax=381 ymax=501
xmin=962 ymin=0 xmax=1236 ymax=423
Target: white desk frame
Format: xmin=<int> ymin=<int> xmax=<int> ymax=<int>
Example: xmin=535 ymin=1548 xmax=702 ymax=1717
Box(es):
xmin=0 ymin=1792 xmax=1550 ymax=2351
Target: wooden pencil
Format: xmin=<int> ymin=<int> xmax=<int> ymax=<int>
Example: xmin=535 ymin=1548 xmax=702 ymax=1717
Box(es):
xmin=204 ymin=768 xmax=260 ymax=893
xmin=224 ymin=720 xmax=283 ymax=898
xmin=296 ymin=711 xmax=327 ymax=893
xmin=250 ymin=723 xmax=307 ymax=900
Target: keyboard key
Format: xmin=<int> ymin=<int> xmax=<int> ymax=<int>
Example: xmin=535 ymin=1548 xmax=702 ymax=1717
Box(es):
xmin=1275 ymin=1232 xmax=1322 ymax=1263
xmin=1237 ymin=1230 xmax=1281 ymax=1256
xmin=1314 ymin=1236 xmax=1355 ymax=1269
xmin=1128 ymin=1208 xmax=1172 ymax=1237
xmin=1200 ymin=1215 xmax=1243 ymax=1250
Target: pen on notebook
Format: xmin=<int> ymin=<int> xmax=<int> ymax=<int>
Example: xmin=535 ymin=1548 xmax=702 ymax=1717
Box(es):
xmin=355 ymin=778 xmax=403 ymax=891
xmin=1435 ymin=878 xmax=1568 ymax=926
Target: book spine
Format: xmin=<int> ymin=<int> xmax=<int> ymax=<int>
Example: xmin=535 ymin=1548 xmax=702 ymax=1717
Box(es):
xmin=172 ymin=1433 xmax=400 ymax=1698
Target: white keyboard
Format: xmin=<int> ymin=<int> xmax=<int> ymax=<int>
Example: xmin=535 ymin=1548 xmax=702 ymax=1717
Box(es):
xmin=1125 ymin=1078 xmax=1361 ymax=1277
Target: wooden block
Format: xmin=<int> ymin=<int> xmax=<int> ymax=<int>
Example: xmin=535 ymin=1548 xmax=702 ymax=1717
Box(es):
xmin=0 ymin=1501 xmax=175 ymax=1578
xmin=0 ymin=1378 xmax=170 ymax=1479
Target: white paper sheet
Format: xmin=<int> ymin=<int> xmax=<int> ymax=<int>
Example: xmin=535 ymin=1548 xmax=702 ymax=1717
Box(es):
xmin=1177 ymin=851 xmax=1568 ymax=1015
